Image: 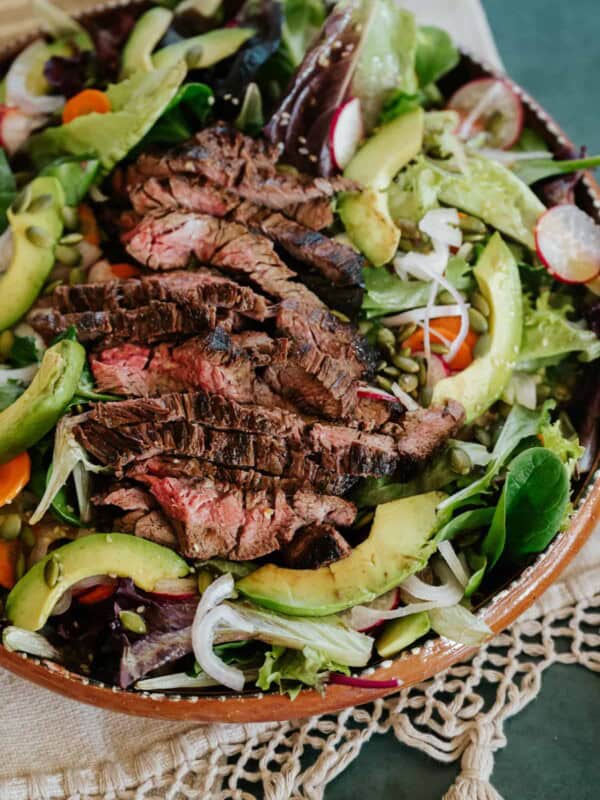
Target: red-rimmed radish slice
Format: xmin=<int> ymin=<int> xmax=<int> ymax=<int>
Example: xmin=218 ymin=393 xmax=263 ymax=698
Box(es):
xmin=0 ymin=105 xmax=45 ymax=156
xmin=357 ymin=385 xmax=398 ymax=403
xmin=151 ymin=576 xmax=199 ymax=599
xmin=342 ymin=589 xmax=400 ymax=633
xmin=535 ymin=205 xmax=600 ymax=284
xmin=329 ymin=97 xmax=364 ymax=171
xmin=448 ymin=78 xmax=523 ymax=150
xmin=414 ymin=351 xmax=450 ymax=387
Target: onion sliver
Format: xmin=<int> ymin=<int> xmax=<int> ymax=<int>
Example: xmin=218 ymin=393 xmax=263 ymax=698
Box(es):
xmin=5 ymin=40 xmax=65 ymax=115
xmin=357 ymin=385 xmax=397 ymax=403
xmin=438 ymin=540 xmax=470 ymax=588
xmin=419 ymin=208 xmax=462 ymax=249
xmin=401 ymin=573 xmax=464 ymax=603
xmin=390 ymin=382 xmax=420 ymax=412
xmin=380 ymin=304 xmax=466 ymax=328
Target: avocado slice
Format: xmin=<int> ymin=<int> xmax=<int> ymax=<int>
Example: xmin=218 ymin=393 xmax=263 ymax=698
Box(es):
xmin=432 ymin=233 xmax=522 ymax=423
xmin=0 ymin=340 xmax=85 ymax=464
xmin=437 ymin=153 xmax=545 ymax=249
xmin=121 ymin=7 xmax=174 ymax=79
xmin=6 ymin=533 xmax=190 ymax=631
xmin=375 ymin=611 xmax=431 ymax=658
xmin=339 ymin=108 xmax=424 ymax=266
xmin=153 ymin=27 xmax=255 ymax=71
xmin=0 ymin=176 xmax=65 ymax=332
xmin=237 ymin=491 xmax=446 ymax=617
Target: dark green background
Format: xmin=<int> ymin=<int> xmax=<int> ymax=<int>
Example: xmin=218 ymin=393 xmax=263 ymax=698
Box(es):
xmin=329 ymin=2 xmax=600 ymax=797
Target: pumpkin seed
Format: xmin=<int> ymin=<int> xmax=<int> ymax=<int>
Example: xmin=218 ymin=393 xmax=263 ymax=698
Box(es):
xmin=430 ymin=342 xmax=449 ymax=355
xmin=456 ymin=242 xmax=475 ymax=262
xmin=474 ymin=426 xmax=492 ymax=447
xmin=382 ymin=365 xmax=400 ymax=377
xmin=55 ymin=244 xmax=82 ymax=267
xmin=119 ymin=610 xmax=148 ymax=635
xmin=463 ymin=233 xmax=487 ymax=243
xmin=397 ymin=347 xmax=412 ymax=359
xmin=0 ymin=514 xmax=22 ymax=541
xmin=354 ymin=510 xmax=374 ymax=529
xmin=27 ymin=194 xmax=54 ymax=213
xmin=358 ymin=320 xmax=373 ymax=335
xmin=397 ymin=322 xmax=418 ymax=342
xmin=458 ymin=213 xmax=487 ymax=234
xmin=437 ymin=290 xmax=456 ymax=305
xmin=398 ymin=373 xmax=418 ymax=393
xmin=21 ymin=526 xmax=35 ymax=549
xmin=450 ymin=447 xmax=472 ymax=476
xmin=331 ymin=309 xmax=350 ymax=323
xmin=11 ymin=185 xmax=32 ymax=215
xmin=554 ymin=383 xmax=572 ymax=403
xmin=376 ymin=327 xmax=396 ymax=352
xmin=62 ymin=206 xmax=79 ymax=230
xmin=60 ymin=232 xmax=84 ymax=245
xmin=44 ymin=555 xmax=63 ymax=589
xmin=43 ymin=279 xmax=63 ymax=295
xmin=418 ymin=361 xmax=428 ymax=385
xmin=0 ymin=330 xmax=14 ymax=360
xmin=376 ymin=359 xmax=388 ymax=372
xmin=470 ymin=291 xmax=490 ymax=317
xmin=375 ymin=375 xmax=393 ymax=391
xmin=395 ymin=355 xmax=419 ymax=374
xmin=197 ymin=570 xmax=213 ymax=594
xmin=468 ymin=307 xmax=489 ymax=334
xmin=69 ymin=267 xmax=87 ymax=286
xmin=186 ymin=44 xmax=205 ymax=68
xmin=26 ymin=225 xmax=53 ymax=249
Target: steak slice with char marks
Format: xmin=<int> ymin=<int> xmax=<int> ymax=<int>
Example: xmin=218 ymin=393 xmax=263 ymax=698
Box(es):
xmin=28 ymin=301 xmax=230 ymax=347
xmin=90 ymin=329 xmax=289 ymax=404
xmin=139 ymin=474 xmax=356 ymax=560
xmin=281 ymin=524 xmax=351 ymax=569
xmin=134 ymin=123 xmax=357 ymax=212
xmin=53 ymin=269 xmax=269 ymax=321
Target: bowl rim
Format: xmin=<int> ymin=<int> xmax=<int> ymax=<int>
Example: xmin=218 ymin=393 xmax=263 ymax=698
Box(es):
xmin=0 ymin=1 xmax=598 ymax=723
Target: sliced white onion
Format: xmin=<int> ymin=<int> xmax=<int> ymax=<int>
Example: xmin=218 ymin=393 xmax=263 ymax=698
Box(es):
xmin=152 ymin=576 xmax=199 ymax=598
xmin=50 ymin=589 xmax=73 ymax=616
xmin=135 ymin=668 xmax=259 ymax=692
xmin=429 ymin=605 xmax=492 ymax=646
xmin=457 ymin=80 xmax=504 ymax=141
xmin=0 ymin=363 xmax=38 ymax=386
xmin=390 ymin=381 xmax=420 ymax=411
xmin=438 ymin=540 xmax=470 ymax=588
xmin=502 ymin=371 xmax=540 ymax=410
xmin=0 ymin=229 xmax=13 ymax=274
xmin=476 ymin=147 xmax=552 ymax=165
xmin=191 ymin=573 xmax=254 ymax=692
xmin=419 ymin=208 xmax=462 ymax=249
xmin=401 ymin=573 xmax=464 ymax=603
xmin=89 ymin=185 xmax=109 ymax=203
xmin=5 ymin=40 xmax=65 ymax=115
xmin=381 ymin=304 xmax=467 ymax=328
xmin=394 ymin=239 xmax=449 ymax=282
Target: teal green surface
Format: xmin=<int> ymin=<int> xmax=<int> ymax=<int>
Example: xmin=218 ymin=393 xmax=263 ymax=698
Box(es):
xmin=328 ymin=3 xmax=600 ymax=797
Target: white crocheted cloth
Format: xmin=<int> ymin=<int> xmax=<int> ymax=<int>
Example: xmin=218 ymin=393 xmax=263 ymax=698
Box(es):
xmin=0 ymin=3 xmax=597 ymax=799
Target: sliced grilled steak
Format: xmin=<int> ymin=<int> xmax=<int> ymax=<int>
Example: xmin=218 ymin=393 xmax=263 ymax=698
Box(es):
xmin=90 ymin=330 xmax=289 ymax=403
xmin=134 ymin=123 xmax=356 ymax=211
xmin=29 ymin=301 xmax=228 ymax=347
xmin=117 ymin=509 xmax=178 ymax=548
xmin=139 ymin=474 xmax=356 ymax=560
xmin=126 ymin=456 xmax=357 ymax=497
xmin=53 ymin=269 xmax=269 ymax=321
xmin=281 ymin=524 xmax=351 ymax=569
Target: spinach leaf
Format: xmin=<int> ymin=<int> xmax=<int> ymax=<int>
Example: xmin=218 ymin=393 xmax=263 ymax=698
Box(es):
xmin=8 ymin=335 xmax=41 ymax=368
xmin=436 ymin=507 xmax=495 ymax=542
xmin=482 ymin=447 xmax=570 ymax=567
xmin=513 ymin=154 xmax=600 ymax=186
xmin=438 ymin=402 xmax=554 ymax=516
xmin=464 ymin=551 xmax=487 ymax=598
xmin=0 ymin=148 xmax=16 ymax=234
xmin=142 ymin=83 xmax=214 ymax=146
xmin=379 ymin=90 xmax=425 ymax=124
xmin=415 ymin=25 xmax=459 ymax=88
xmin=0 ymin=380 xmax=24 ymax=412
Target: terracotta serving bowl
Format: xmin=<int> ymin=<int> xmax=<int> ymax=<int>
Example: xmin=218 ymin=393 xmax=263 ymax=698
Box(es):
xmin=0 ymin=1 xmax=598 ymax=723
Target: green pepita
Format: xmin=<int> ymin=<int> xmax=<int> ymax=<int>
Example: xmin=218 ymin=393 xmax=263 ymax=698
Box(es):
xmin=449 ymin=447 xmax=472 ymax=476
xmin=376 ymin=327 xmax=396 ymax=353
xmin=437 ymin=290 xmax=456 ymax=305
xmin=62 ymin=206 xmax=79 ymax=230
xmin=20 ymin=526 xmax=35 ymax=549
xmin=11 ymin=185 xmax=32 ymax=215
xmin=358 ymin=320 xmax=373 ymax=336
xmin=458 ymin=213 xmax=487 ymax=234
xmin=197 ymin=570 xmax=214 ymax=594
xmin=375 ymin=375 xmax=393 ymax=391
xmin=27 ymin=194 xmax=55 ymax=214
xmin=382 ymin=365 xmax=400 ymax=377
xmin=376 ymin=360 xmax=388 ymax=372
xmin=119 ymin=610 xmax=148 ymax=635
xmin=398 ymin=373 xmax=419 ymax=393
xmin=430 ymin=342 xmax=449 ymax=355
xmin=470 ymin=291 xmax=490 ymax=317
xmin=60 ymin=232 xmax=84 ymax=246
xmin=474 ymin=426 xmax=492 ymax=447
xmin=397 ymin=323 xmax=418 ymax=342
xmin=44 ymin=555 xmax=63 ymax=589
xmin=0 ymin=514 xmax=22 ymax=541
xmin=43 ymin=279 xmax=63 ymax=296
xmin=554 ymin=383 xmax=572 ymax=403
xmin=395 ymin=356 xmax=420 ymax=374
xmin=468 ymin=307 xmax=489 ymax=334
xmin=26 ymin=225 xmax=53 ymax=249
xmin=69 ymin=267 xmax=88 ymax=286
xmin=418 ymin=361 xmax=427 ymax=386
xmin=0 ymin=330 xmax=14 ymax=360
xmin=55 ymin=244 xmax=82 ymax=267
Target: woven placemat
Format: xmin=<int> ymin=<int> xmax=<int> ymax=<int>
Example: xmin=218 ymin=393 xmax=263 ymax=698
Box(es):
xmin=1 ymin=0 xmax=102 ymax=44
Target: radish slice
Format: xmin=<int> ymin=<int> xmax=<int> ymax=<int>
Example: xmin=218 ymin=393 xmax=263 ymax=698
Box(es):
xmin=535 ymin=205 xmax=600 ymax=284
xmin=357 ymin=385 xmax=398 ymax=403
xmin=586 ymin=275 xmax=600 ymax=296
xmin=151 ymin=576 xmax=199 ymax=599
xmin=448 ymin=78 xmax=524 ymax=150
xmin=0 ymin=105 xmax=46 ymax=156
xmin=329 ymin=98 xmax=364 ymax=171
xmin=414 ymin=351 xmax=450 ymax=388
xmin=5 ymin=40 xmax=65 ymax=115
xmin=341 ymin=589 xmax=400 ymax=633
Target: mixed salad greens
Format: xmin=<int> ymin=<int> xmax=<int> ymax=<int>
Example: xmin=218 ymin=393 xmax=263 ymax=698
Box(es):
xmin=0 ymin=0 xmax=598 ymax=699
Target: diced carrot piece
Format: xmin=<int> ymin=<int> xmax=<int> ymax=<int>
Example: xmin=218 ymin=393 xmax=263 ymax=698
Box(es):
xmin=62 ymin=89 xmax=111 ymax=124
xmin=0 ymin=452 xmax=31 ymax=508
xmin=78 ymin=203 xmax=101 ymax=247
xmin=110 ymin=263 xmax=141 ymax=279
xmin=0 ymin=540 xmax=21 ymax=590
xmin=77 ymin=584 xmax=116 ymax=605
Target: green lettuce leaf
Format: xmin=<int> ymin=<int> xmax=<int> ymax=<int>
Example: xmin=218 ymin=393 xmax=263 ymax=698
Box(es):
xmin=0 ymin=148 xmax=16 ymax=234
xmin=415 ymin=26 xmax=459 ymax=88
xmin=140 ymin=82 xmax=214 ymax=147
xmin=40 ymin=158 xmax=101 ymax=206
xmin=388 ymin=158 xmax=442 ymax=224
xmin=518 ymin=291 xmax=600 ymax=370
xmin=28 ymin=61 xmax=187 ymax=173
xmin=279 ymin=0 xmax=326 ymax=71
xmin=351 ymin=0 xmax=417 ymax=129
xmin=257 ymin=645 xmax=349 ymax=699
xmin=539 ymin=419 xmax=584 ymax=477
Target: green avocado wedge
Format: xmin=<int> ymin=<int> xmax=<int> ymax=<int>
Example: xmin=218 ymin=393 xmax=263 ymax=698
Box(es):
xmin=121 ymin=6 xmax=174 ymax=79
xmin=153 ymin=27 xmax=255 ymax=71
xmin=237 ymin=491 xmax=446 ymax=617
xmin=432 ymin=233 xmax=522 ymax=423
xmin=6 ymin=534 xmax=190 ymax=631
xmin=0 ymin=340 xmax=85 ymax=464
xmin=437 ymin=153 xmax=545 ymax=249
xmin=0 ymin=176 xmax=65 ymax=332
xmin=375 ymin=611 xmax=431 ymax=658
xmin=339 ymin=109 xmax=424 ymax=266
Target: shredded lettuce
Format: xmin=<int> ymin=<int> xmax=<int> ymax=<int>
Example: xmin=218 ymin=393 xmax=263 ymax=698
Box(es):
xmin=415 ymin=25 xmax=459 ymax=88
xmin=0 ymin=149 xmax=16 ymax=235
xmin=518 ymin=291 xmax=600 ymax=370
xmin=539 ymin=419 xmax=584 ymax=477
xmin=278 ymin=0 xmax=326 ymax=72
xmin=257 ymin=645 xmax=349 ymax=699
